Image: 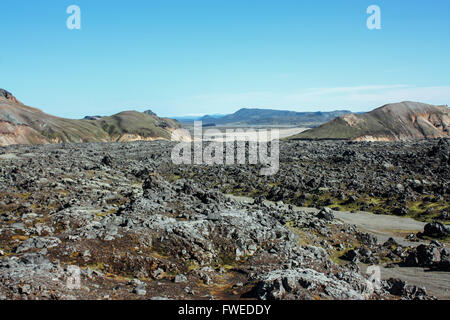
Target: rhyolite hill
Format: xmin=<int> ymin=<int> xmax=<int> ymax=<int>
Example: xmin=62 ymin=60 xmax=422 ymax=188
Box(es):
xmin=289 ymin=101 xmax=449 ymax=141
xmin=0 ymin=89 xmax=180 ymax=146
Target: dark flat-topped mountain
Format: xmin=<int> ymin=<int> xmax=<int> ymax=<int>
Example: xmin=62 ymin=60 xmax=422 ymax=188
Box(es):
xmin=182 ymin=108 xmax=351 ymax=126
xmin=289 ymin=101 xmax=449 ymax=141
xmin=0 ymin=89 xmax=180 ymax=146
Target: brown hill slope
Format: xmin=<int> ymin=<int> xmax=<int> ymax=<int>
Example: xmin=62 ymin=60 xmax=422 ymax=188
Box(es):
xmin=0 ymin=89 xmax=180 ymax=146
xmin=289 ymin=102 xmax=449 ymax=141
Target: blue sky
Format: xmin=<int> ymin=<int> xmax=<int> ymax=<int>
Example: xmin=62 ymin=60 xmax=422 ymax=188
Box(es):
xmin=1 ymin=0 xmax=449 ymax=118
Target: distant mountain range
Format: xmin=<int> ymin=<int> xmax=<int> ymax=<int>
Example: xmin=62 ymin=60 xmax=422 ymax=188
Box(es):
xmin=0 ymin=89 xmax=180 ymax=146
xmin=288 ymin=101 xmax=449 ymax=141
xmin=176 ymin=108 xmax=351 ymax=127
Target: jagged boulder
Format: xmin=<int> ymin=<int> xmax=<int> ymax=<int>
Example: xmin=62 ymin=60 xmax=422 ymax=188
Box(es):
xmin=383 ymin=278 xmax=434 ymax=300
xmin=14 ymin=237 xmax=61 ymax=253
xmin=404 ymin=243 xmax=450 ymax=271
xmin=317 ymin=207 xmax=334 ymax=221
xmin=423 ymin=222 xmax=449 ymax=238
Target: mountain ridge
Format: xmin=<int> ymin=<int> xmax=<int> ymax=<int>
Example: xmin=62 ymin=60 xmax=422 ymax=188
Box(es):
xmin=183 ymin=108 xmax=352 ymax=126
xmin=0 ymin=89 xmax=180 ymax=146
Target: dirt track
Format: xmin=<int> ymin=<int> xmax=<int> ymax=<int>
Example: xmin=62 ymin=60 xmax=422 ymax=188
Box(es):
xmin=332 ymin=211 xmax=426 ymax=247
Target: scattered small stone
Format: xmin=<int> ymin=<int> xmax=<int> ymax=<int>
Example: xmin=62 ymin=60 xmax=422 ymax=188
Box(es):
xmin=383 ymin=237 xmax=398 ymax=247
xmin=133 ymin=286 xmax=147 ymax=296
xmin=174 ymin=274 xmax=188 ymax=283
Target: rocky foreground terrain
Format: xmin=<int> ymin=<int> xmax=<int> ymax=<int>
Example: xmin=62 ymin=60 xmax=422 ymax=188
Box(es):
xmin=0 ymin=139 xmax=448 ymax=300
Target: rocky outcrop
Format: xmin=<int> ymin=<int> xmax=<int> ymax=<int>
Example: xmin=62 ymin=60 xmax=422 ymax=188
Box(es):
xmin=0 ymin=89 xmax=20 ymax=104
xmin=254 ymin=268 xmax=368 ymax=300
xmin=143 ymin=110 xmax=157 ymax=116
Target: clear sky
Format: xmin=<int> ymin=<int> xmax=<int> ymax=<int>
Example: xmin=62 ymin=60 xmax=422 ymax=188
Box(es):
xmin=1 ymin=0 xmax=449 ymax=118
